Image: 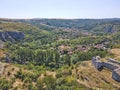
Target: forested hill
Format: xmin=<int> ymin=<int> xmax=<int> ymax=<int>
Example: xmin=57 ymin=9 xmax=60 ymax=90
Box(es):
xmin=1 ymin=18 xmax=120 ymax=35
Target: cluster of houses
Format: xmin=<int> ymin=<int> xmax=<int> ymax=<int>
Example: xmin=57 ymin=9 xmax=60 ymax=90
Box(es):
xmin=58 ymin=43 xmax=107 ymax=55
xmin=58 ymin=45 xmax=72 ymax=55
xmin=93 ymin=44 xmax=106 ymax=49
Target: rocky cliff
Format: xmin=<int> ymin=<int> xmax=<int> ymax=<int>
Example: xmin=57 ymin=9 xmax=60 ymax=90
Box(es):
xmin=0 ymin=31 xmax=24 ymax=41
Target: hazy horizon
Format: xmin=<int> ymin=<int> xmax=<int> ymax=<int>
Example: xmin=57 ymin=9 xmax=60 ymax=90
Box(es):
xmin=0 ymin=17 xmax=120 ymax=20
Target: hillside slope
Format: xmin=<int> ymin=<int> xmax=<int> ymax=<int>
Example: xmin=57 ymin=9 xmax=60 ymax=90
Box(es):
xmin=75 ymin=61 xmax=120 ymax=89
xmin=0 ymin=61 xmax=120 ymax=90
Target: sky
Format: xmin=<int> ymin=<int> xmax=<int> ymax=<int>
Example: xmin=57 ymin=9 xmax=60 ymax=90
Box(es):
xmin=0 ymin=0 xmax=120 ymax=19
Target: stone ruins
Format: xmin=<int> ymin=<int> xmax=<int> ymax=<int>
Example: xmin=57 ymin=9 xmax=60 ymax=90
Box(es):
xmin=92 ymin=56 xmax=120 ymax=82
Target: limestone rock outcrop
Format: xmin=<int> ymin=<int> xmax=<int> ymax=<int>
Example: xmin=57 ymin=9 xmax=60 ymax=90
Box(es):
xmin=0 ymin=31 xmax=24 ymax=41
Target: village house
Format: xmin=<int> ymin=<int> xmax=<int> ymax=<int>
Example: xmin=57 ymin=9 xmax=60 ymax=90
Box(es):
xmin=58 ymin=45 xmax=72 ymax=55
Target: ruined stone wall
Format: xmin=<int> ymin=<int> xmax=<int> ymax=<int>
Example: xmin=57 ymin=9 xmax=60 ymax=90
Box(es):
xmin=108 ymin=58 xmax=120 ymax=65
xmin=92 ymin=57 xmax=103 ymax=70
xmin=103 ymin=62 xmax=119 ymax=70
xmin=92 ymin=56 xmax=120 ymax=82
xmin=112 ymin=68 xmax=120 ymax=82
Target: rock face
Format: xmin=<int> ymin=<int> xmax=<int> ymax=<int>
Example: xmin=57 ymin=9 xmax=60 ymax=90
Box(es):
xmin=105 ymin=26 xmax=116 ymax=33
xmin=0 ymin=31 xmax=24 ymax=41
xmin=92 ymin=56 xmax=120 ymax=82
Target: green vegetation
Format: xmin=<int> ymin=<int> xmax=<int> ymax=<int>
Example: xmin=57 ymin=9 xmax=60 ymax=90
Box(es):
xmin=0 ymin=18 xmax=120 ymax=89
xmin=0 ymin=78 xmax=12 ymax=90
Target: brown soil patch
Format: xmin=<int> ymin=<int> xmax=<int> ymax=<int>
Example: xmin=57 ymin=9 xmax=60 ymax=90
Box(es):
xmin=110 ymin=49 xmax=120 ymax=60
xmin=0 ymin=49 xmax=5 ymax=58
xmin=110 ymin=49 xmax=120 ymax=56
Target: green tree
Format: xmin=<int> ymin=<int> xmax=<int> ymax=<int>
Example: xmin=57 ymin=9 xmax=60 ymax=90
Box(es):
xmin=0 ymin=78 xmax=11 ymax=90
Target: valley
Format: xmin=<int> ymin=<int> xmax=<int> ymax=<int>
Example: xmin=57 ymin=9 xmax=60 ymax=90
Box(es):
xmin=0 ymin=18 xmax=120 ymax=90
